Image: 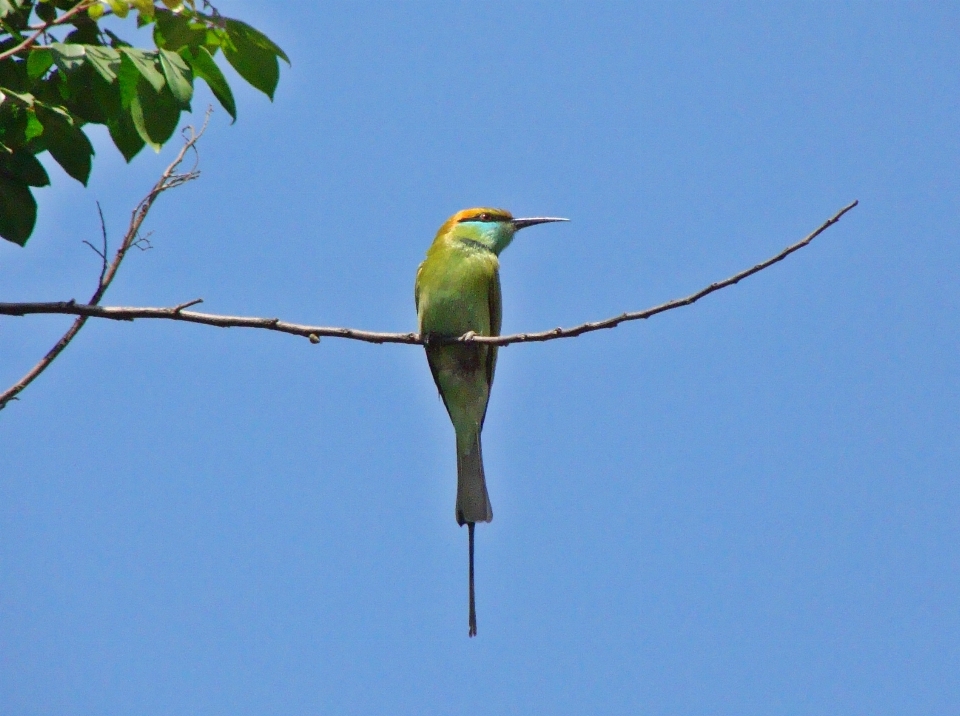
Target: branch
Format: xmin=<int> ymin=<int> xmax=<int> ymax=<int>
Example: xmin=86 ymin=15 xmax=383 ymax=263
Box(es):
xmin=486 ymin=199 xmax=860 ymax=345
xmin=0 ymin=1 xmax=96 ymax=62
xmin=0 ymin=113 xmax=209 ymax=410
xmin=0 ymin=200 xmax=858 ymax=351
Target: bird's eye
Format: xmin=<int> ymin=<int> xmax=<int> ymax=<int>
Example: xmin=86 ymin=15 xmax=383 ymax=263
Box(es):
xmin=479 ymin=213 xmax=491 ymax=221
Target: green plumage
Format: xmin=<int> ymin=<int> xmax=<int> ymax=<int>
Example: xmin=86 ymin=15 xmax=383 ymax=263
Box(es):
xmin=415 ymin=207 xmax=567 ymax=637
xmin=416 ymin=229 xmax=501 ymax=524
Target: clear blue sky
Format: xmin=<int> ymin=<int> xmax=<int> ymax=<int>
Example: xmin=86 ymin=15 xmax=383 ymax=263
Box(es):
xmin=2 ymin=2 xmax=959 ymax=713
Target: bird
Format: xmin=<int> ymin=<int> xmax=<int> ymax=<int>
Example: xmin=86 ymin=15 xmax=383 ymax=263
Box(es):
xmin=415 ymin=207 xmax=568 ymax=636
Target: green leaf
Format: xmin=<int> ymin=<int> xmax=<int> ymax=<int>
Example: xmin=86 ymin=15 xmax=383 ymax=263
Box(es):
xmin=27 ymin=48 xmax=54 ymax=80
xmin=90 ymin=67 xmax=123 ymax=120
xmin=0 ymin=149 xmax=49 ymax=186
xmin=107 ymin=108 xmax=145 ymax=161
xmin=64 ymin=64 xmax=119 ymax=124
xmin=222 ymin=19 xmax=280 ymax=100
xmin=137 ymin=80 xmax=180 ymax=147
xmin=117 ymin=52 xmax=140 ymax=107
xmin=180 ymin=45 xmax=235 ymax=121
xmin=35 ymin=1 xmax=56 ymax=23
xmin=24 ymin=110 xmax=42 ymax=140
xmin=35 ymin=105 xmax=93 ymax=185
xmin=0 ymin=57 xmax=28 ymax=93
xmin=225 ymin=18 xmax=289 ymax=65
xmin=114 ymin=54 xmax=157 ymax=150
xmin=132 ymin=0 xmax=154 ymax=24
xmin=203 ymin=28 xmax=224 ymax=51
xmin=127 ymin=88 xmax=155 ymax=150
xmin=0 ymin=97 xmax=29 ymax=149
xmin=33 ymin=100 xmax=70 ymax=121
xmin=84 ymin=45 xmax=121 ymax=82
xmin=107 ymin=0 xmax=128 ymax=19
xmin=0 ymin=175 xmax=36 ymax=246
xmin=122 ymin=74 xmax=179 ymax=152
xmin=0 ymin=88 xmax=34 ymax=106
xmin=63 ymin=21 xmax=102 ymax=46
xmin=50 ymin=42 xmax=86 ymax=73
xmin=158 ymin=48 xmax=192 ymax=107
xmin=119 ymin=47 xmax=165 ymax=92
xmin=0 ymin=0 xmax=21 ymax=20
xmin=153 ymin=8 xmax=205 ymax=51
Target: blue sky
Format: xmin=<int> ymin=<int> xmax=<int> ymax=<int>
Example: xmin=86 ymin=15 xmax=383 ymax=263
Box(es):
xmin=2 ymin=2 xmax=959 ymax=714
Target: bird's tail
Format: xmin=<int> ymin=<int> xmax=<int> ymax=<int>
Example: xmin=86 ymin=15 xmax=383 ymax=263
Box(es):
xmin=456 ymin=431 xmax=491 ymax=637
xmin=455 ymin=430 xmax=493 ymax=526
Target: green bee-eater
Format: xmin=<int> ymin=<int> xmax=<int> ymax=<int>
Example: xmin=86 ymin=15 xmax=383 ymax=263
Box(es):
xmin=415 ymin=207 xmax=567 ymax=636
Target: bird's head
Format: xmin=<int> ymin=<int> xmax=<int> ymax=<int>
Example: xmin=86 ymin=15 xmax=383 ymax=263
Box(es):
xmin=442 ymin=207 xmax=568 ymax=255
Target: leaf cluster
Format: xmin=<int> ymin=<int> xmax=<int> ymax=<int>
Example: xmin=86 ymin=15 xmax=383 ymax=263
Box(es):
xmin=0 ymin=0 xmax=288 ymax=246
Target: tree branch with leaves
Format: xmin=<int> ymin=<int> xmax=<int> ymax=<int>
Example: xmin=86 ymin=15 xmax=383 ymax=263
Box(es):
xmin=0 ymin=0 xmax=287 ymax=245
xmin=0 ymin=1 xmax=861 ymax=413
xmin=0 ymin=113 xmax=208 ymax=409
xmin=0 ymin=120 xmax=858 ymax=410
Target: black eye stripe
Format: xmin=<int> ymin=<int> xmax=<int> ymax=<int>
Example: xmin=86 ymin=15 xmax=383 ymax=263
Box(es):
xmin=458 ymin=213 xmax=508 ymax=224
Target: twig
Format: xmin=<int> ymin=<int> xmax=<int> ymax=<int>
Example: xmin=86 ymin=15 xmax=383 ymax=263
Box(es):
xmin=0 ymin=112 xmax=211 ymax=411
xmin=0 ymin=200 xmax=858 ymax=352
xmin=81 ymin=201 xmax=110 ymax=286
xmin=173 ymin=298 xmax=204 ymax=313
xmin=0 ymin=1 xmax=96 ymax=62
xmin=131 ymin=231 xmax=153 ymax=251
xmin=484 ymin=199 xmax=860 ymax=345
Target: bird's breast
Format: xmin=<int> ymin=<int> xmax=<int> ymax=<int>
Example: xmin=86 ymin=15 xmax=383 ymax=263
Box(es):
xmin=418 ymin=249 xmax=498 ymax=337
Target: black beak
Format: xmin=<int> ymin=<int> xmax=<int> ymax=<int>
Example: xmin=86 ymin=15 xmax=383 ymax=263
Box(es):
xmin=512 ymin=217 xmax=569 ymax=230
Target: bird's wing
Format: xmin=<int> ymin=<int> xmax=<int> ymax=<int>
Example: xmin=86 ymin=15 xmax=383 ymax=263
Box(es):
xmin=488 ymin=268 xmax=502 ymax=339
xmin=426 ymin=349 xmax=453 ymax=417
xmin=414 ymin=261 xmax=424 ymax=317
xmin=417 ymin=259 xmax=453 ymax=414
xmin=480 ymin=269 xmax=501 ymax=428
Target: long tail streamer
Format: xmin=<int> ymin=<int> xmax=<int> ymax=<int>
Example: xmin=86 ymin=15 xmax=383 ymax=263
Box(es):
xmin=468 ymin=522 xmax=477 ymax=637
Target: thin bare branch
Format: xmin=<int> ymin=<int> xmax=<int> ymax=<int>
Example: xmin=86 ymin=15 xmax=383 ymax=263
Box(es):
xmin=0 ymin=200 xmax=858 ymax=354
xmin=0 ymin=112 xmax=211 ymax=410
xmin=80 ymin=201 xmax=110 ymax=286
xmin=81 ymin=239 xmax=105 ymax=262
xmin=131 ymin=231 xmax=154 ymax=252
xmin=483 ymin=199 xmax=860 ymax=345
xmin=172 ymin=298 xmax=204 ymax=312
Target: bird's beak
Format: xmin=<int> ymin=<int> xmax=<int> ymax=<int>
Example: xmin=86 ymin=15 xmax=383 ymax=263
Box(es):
xmin=511 ymin=217 xmax=569 ymax=230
